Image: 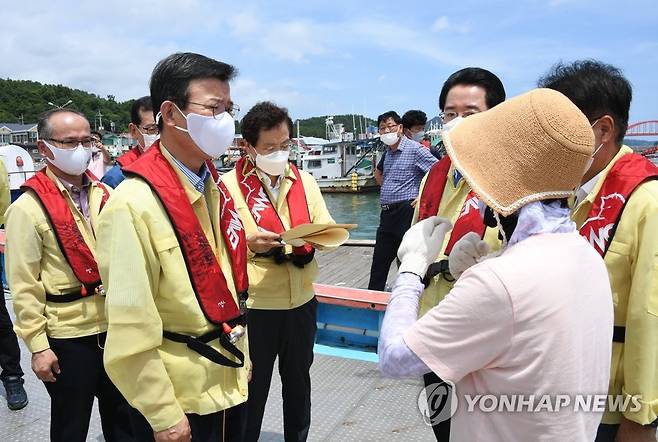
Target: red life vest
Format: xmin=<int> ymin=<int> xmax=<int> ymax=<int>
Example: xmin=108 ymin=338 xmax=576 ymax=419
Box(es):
xmin=21 ymin=169 xmax=110 ymax=296
xmin=235 ymin=156 xmax=313 ymax=256
xmin=123 ymin=142 xmax=248 ymax=325
xmin=116 ymin=146 xmax=142 ymax=168
xmin=417 ymin=156 xmax=486 ymax=255
xmin=579 ymin=153 xmax=658 ymax=257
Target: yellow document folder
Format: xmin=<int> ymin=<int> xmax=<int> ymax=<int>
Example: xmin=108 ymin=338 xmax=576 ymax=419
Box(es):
xmin=280 ymin=223 xmax=357 ymax=247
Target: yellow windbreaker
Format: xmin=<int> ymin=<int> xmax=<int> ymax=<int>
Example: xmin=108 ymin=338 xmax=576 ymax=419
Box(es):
xmin=5 ymin=168 xmax=108 ymax=352
xmin=96 ymin=147 xmax=249 ymax=432
xmin=221 ymin=165 xmax=334 ymax=310
xmin=573 ymin=146 xmax=658 ymax=425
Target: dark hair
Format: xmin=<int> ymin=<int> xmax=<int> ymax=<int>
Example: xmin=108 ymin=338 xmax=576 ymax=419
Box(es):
xmin=439 ymin=67 xmax=506 ymax=111
xmin=241 ymin=101 xmax=294 ymax=147
xmin=37 ymin=108 xmax=88 ymax=140
xmin=150 ymin=52 xmax=238 ymax=129
xmin=402 ymin=110 xmax=427 ymax=130
xmin=377 ymin=111 xmax=402 ymax=127
xmin=130 ymin=96 xmax=153 ymax=125
xmin=90 ymin=130 xmax=102 ymax=139
xmin=537 ymin=60 xmax=632 ymax=145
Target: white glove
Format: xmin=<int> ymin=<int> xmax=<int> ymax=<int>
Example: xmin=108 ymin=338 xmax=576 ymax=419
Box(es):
xmin=397 ymin=216 xmax=453 ymax=278
xmin=448 ymin=232 xmax=491 ymax=279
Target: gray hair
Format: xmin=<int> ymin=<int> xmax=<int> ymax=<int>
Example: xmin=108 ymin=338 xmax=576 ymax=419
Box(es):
xmin=37 ymin=108 xmax=88 ymax=140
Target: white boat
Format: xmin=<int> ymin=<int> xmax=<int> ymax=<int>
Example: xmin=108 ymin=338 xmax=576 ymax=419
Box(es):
xmin=296 ymin=137 xmax=380 ymax=193
xmin=293 ymin=117 xmax=381 ymax=193
xmin=0 ymin=144 xmax=36 ymax=201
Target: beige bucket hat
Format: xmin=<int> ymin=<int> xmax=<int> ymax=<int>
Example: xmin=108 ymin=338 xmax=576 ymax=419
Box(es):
xmin=443 ymin=88 xmax=594 ymax=216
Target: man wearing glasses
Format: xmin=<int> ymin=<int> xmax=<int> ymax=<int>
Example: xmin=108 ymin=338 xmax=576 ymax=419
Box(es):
xmin=368 ymin=111 xmax=438 ymax=292
xmin=102 ymin=96 xmax=158 ymax=188
xmin=413 ymin=67 xmax=506 ymax=441
xmin=221 ymin=101 xmax=335 ymax=442
xmin=4 ymin=109 xmax=131 ymax=441
xmin=96 ymin=52 xmax=249 ymax=442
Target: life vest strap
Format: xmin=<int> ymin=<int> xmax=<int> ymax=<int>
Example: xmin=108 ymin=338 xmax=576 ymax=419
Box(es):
xmin=45 ymin=283 xmax=103 ymax=303
xmin=254 ymin=247 xmax=316 ymax=268
xmin=422 ymin=260 xmax=454 ymax=287
xmin=163 ymin=315 xmax=247 ymax=368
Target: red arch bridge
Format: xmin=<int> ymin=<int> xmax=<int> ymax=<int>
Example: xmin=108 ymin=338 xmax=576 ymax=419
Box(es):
xmin=626 ymin=120 xmax=658 ymax=156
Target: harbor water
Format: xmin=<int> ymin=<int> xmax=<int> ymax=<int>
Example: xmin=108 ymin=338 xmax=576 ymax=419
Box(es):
xmin=322 ymin=192 xmax=380 ymax=240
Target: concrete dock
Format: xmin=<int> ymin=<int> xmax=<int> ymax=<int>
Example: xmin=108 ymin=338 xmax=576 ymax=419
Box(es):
xmin=1 ymin=247 xmax=430 ymax=441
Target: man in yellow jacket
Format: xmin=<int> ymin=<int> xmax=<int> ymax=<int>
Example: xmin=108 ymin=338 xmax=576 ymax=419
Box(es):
xmin=0 ymin=156 xmax=29 ymax=411
xmin=540 ymin=60 xmax=658 ymax=442
xmin=412 ymin=68 xmax=506 ymax=441
xmin=221 ymin=101 xmax=334 ymax=442
xmin=96 ymin=52 xmax=249 ymax=442
xmin=5 ymin=109 xmax=131 ymax=441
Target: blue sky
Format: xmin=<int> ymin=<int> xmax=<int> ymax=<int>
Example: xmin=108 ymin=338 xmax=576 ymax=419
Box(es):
xmin=2 ymin=0 xmax=657 ymax=127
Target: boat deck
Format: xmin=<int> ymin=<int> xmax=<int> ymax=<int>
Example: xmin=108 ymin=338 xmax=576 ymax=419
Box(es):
xmin=316 ymin=245 xmax=397 ymax=290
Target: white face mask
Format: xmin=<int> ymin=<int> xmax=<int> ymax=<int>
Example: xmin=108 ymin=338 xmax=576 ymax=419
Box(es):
xmin=43 ymin=140 xmax=92 ymax=176
xmin=253 ymin=149 xmax=289 ymax=177
xmin=412 ymin=131 xmax=425 ymax=142
xmin=172 ymin=104 xmax=235 ymax=158
xmin=442 ymin=115 xmax=464 ymax=133
xmin=584 ymin=143 xmax=604 ymax=173
xmin=137 ymin=128 xmax=159 ymax=151
xmin=380 ymin=131 xmax=400 ymax=146
xmin=583 ymin=119 xmax=604 ymax=173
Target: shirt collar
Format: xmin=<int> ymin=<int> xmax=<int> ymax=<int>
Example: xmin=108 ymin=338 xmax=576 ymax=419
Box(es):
xmin=167 ymin=150 xmax=210 ymax=193
xmin=575 ymin=145 xmax=634 ymax=207
xmin=48 ymin=168 xmax=91 ymax=195
xmin=396 ymin=135 xmax=411 ymax=152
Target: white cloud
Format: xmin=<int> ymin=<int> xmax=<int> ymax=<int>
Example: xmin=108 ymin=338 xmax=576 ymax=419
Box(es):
xmin=227 ymin=11 xmax=329 ymax=63
xmin=432 ymin=16 xmax=450 ymax=32
xmin=431 ymin=16 xmax=470 ymax=34
xmin=231 ymin=78 xmax=303 ymax=117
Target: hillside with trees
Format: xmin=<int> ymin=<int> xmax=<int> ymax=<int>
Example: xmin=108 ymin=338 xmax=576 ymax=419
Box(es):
xmin=0 ymin=78 xmax=374 ymax=137
xmin=0 ymin=78 xmax=134 ymax=132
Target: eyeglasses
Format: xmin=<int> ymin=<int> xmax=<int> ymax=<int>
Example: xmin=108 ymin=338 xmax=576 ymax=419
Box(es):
xmin=261 ymin=141 xmax=295 ymax=153
xmin=440 ymin=110 xmax=480 ymax=123
xmin=139 ymin=124 xmax=160 ymax=135
xmin=186 ymin=101 xmax=241 ymax=117
xmin=45 ymin=137 xmax=94 ymax=149
xmin=378 ymin=124 xmax=400 ymax=134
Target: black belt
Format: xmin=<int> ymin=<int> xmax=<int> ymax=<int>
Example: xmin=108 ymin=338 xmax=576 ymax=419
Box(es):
xmin=381 ymin=199 xmax=414 ymax=212
xmin=613 ymin=326 xmax=625 ymax=343
xmin=45 ymin=283 xmax=103 ymax=303
xmin=422 ymin=260 xmax=454 ymax=287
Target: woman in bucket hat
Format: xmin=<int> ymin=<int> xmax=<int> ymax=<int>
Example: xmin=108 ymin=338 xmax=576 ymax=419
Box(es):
xmin=378 ymin=88 xmax=614 ymax=441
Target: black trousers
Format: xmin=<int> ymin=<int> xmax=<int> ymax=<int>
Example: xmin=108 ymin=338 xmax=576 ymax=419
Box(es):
xmin=423 ymin=372 xmax=452 ymax=442
xmin=368 ymin=201 xmax=415 ymax=291
xmin=244 ymin=297 xmax=318 ymax=442
xmin=44 ymin=333 xmax=133 ymax=442
xmin=128 ymin=402 xmax=246 ymax=442
xmin=0 ymin=294 xmax=23 ymax=381
xmin=595 ymin=423 xmax=619 ymax=441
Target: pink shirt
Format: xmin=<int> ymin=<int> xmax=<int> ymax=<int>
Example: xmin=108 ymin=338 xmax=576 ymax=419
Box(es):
xmin=405 ymin=233 xmax=613 ymax=441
